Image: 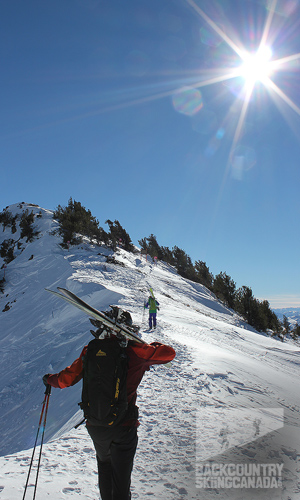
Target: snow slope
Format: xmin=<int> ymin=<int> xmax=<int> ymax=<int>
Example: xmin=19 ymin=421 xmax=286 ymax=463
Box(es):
xmin=0 ymin=204 xmax=299 ymax=499
xmin=274 ymin=308 xmax=300 ymax=329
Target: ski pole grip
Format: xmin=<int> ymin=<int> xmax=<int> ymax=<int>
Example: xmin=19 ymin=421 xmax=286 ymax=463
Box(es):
xmin=44 ymin=384 xmax=52 ymax=395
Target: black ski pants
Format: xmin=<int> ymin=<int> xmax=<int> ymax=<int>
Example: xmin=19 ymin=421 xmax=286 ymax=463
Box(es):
xmin=87 ymin=424 xmax=138 ymax=500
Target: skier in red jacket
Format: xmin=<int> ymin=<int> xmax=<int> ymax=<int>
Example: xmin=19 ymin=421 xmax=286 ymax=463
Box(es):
xmin=43 ymin=334 xmax=175 ymax=500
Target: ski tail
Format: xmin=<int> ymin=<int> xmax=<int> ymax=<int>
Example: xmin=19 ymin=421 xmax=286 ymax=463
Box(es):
xmin=45 ymin=288 xmax=145 ymax=344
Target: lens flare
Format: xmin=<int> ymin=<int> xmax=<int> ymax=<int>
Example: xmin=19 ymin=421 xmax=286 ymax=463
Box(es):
xmin=172 ymin=86 xmax=203 ymax=116
xmin=230 ymin=145 xmax=256 ymax=180
xmin=200 ymin=25 xmax=223 ymax=48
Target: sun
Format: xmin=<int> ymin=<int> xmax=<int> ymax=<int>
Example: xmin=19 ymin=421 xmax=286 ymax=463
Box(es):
xmin=239 ymin=45 xmax=273 ymax=87
xmin=183 ymin=0 xmax=300 ymax=165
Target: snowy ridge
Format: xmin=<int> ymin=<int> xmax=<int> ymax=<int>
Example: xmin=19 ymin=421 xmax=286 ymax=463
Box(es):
xmin=274 ymin=308 xmax=300 ymax=328
xmin=0 ymin=204 xmax=300 ymax=499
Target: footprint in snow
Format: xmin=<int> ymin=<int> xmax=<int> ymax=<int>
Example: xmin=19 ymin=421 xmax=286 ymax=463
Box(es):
xmin=62 ymin=487 xmax=81 ymax=494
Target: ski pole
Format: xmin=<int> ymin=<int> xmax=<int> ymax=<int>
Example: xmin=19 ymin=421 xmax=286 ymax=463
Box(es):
xmin=22 ymin=384 xmax=51 ymax=500
xmin=142 ymin=300 xmax=146 ymax=324
xmin=32 ymin=384 xmax=51 ymax=500
xmin=74 ymin=418 xmax=85 ymax=429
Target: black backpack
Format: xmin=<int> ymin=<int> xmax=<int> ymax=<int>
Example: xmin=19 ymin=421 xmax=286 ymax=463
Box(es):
xmin=80 ymin=338 xmax=128 ymax=427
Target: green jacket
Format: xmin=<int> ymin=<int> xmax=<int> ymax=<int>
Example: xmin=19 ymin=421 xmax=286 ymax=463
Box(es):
xmin=146 ymin=296 xmax=159 ymax=313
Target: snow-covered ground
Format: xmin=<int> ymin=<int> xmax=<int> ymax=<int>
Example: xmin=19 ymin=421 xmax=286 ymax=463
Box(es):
xmin=0 ymin=203 xmax=299 ymax=499
xmin=274 ymin=308 xmax=300 ymax=329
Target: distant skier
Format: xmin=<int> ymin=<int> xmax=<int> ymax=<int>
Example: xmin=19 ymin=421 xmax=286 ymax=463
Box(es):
xmin=43 ymin=314 xmax=175 ymax=500
xmin=145 ymin=293 xmax=159 ymax=329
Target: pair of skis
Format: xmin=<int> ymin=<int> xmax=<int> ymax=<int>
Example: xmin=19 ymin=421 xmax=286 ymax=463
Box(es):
xmin=46 ymin=287 xmax=145 ymax=344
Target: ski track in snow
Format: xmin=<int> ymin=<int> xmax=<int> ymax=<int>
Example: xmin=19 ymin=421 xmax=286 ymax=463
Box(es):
xmin=0 ymin=204 xmax=300 ymax=499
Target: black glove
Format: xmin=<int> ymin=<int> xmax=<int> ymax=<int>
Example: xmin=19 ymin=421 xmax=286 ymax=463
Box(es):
xmin=43 ymin=374 xmax=50 ymax=386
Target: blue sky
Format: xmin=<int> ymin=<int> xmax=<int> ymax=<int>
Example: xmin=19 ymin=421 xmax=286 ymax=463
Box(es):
xmin=1 ymin=0 xmax=300 ymax=308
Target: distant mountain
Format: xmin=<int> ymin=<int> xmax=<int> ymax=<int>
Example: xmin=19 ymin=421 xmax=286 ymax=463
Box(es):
xmin=273 ymin=308 xmax=300 ymax=327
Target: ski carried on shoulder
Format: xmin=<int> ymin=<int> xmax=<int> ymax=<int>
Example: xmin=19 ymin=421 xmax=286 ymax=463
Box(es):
xmin=45 ymin=287 xmax=145 ymax=344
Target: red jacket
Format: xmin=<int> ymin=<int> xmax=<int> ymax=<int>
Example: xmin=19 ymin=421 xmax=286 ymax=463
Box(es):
xmin=46 ymin=340 xmax=176 ymax=423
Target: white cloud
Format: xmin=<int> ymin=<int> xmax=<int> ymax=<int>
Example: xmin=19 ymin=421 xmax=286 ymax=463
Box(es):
xmin=260 ymin=295 xmax=300 ymax=309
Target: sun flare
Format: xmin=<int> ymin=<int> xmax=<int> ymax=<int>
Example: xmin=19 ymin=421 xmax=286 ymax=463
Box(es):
xmin=239 ymin=46 xmax=273 ymax=86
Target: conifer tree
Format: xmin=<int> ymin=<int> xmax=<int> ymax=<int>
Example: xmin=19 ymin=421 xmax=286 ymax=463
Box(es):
xmin=105 ymin=220 xmax=134 ymax=251
xmin=194 ymin=260 xmax=213 ymax=289
xmin=171 ymin=246 xmax=195 ymax=280
xmin=160 ymin=245 xmax=175 ymax=266
xmin=291 ymin=322 xmax=300 ymax=339
xmin=54 ymin=198 xmax=107 ymax=246
xmin=234 ymin=286 xmax=256 ymax=324
xmin=0 ymin=239 xmax=15 ymax=264
xmin=138 ymin=234 xmax=162 ymax=259
xmin=20 ymin=210 xmax=39 ymax=242
xmin=282 ymin=315 xmax=290 ymax=335
xmin=0 ymin=210 xmax=17 ymax=233
xmin=213 ymin=272 xmax=236 ymax=309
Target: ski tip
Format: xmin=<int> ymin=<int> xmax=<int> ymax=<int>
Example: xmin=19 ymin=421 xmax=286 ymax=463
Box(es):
xmin=45 ymin=287 xmax=61 ymax=294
